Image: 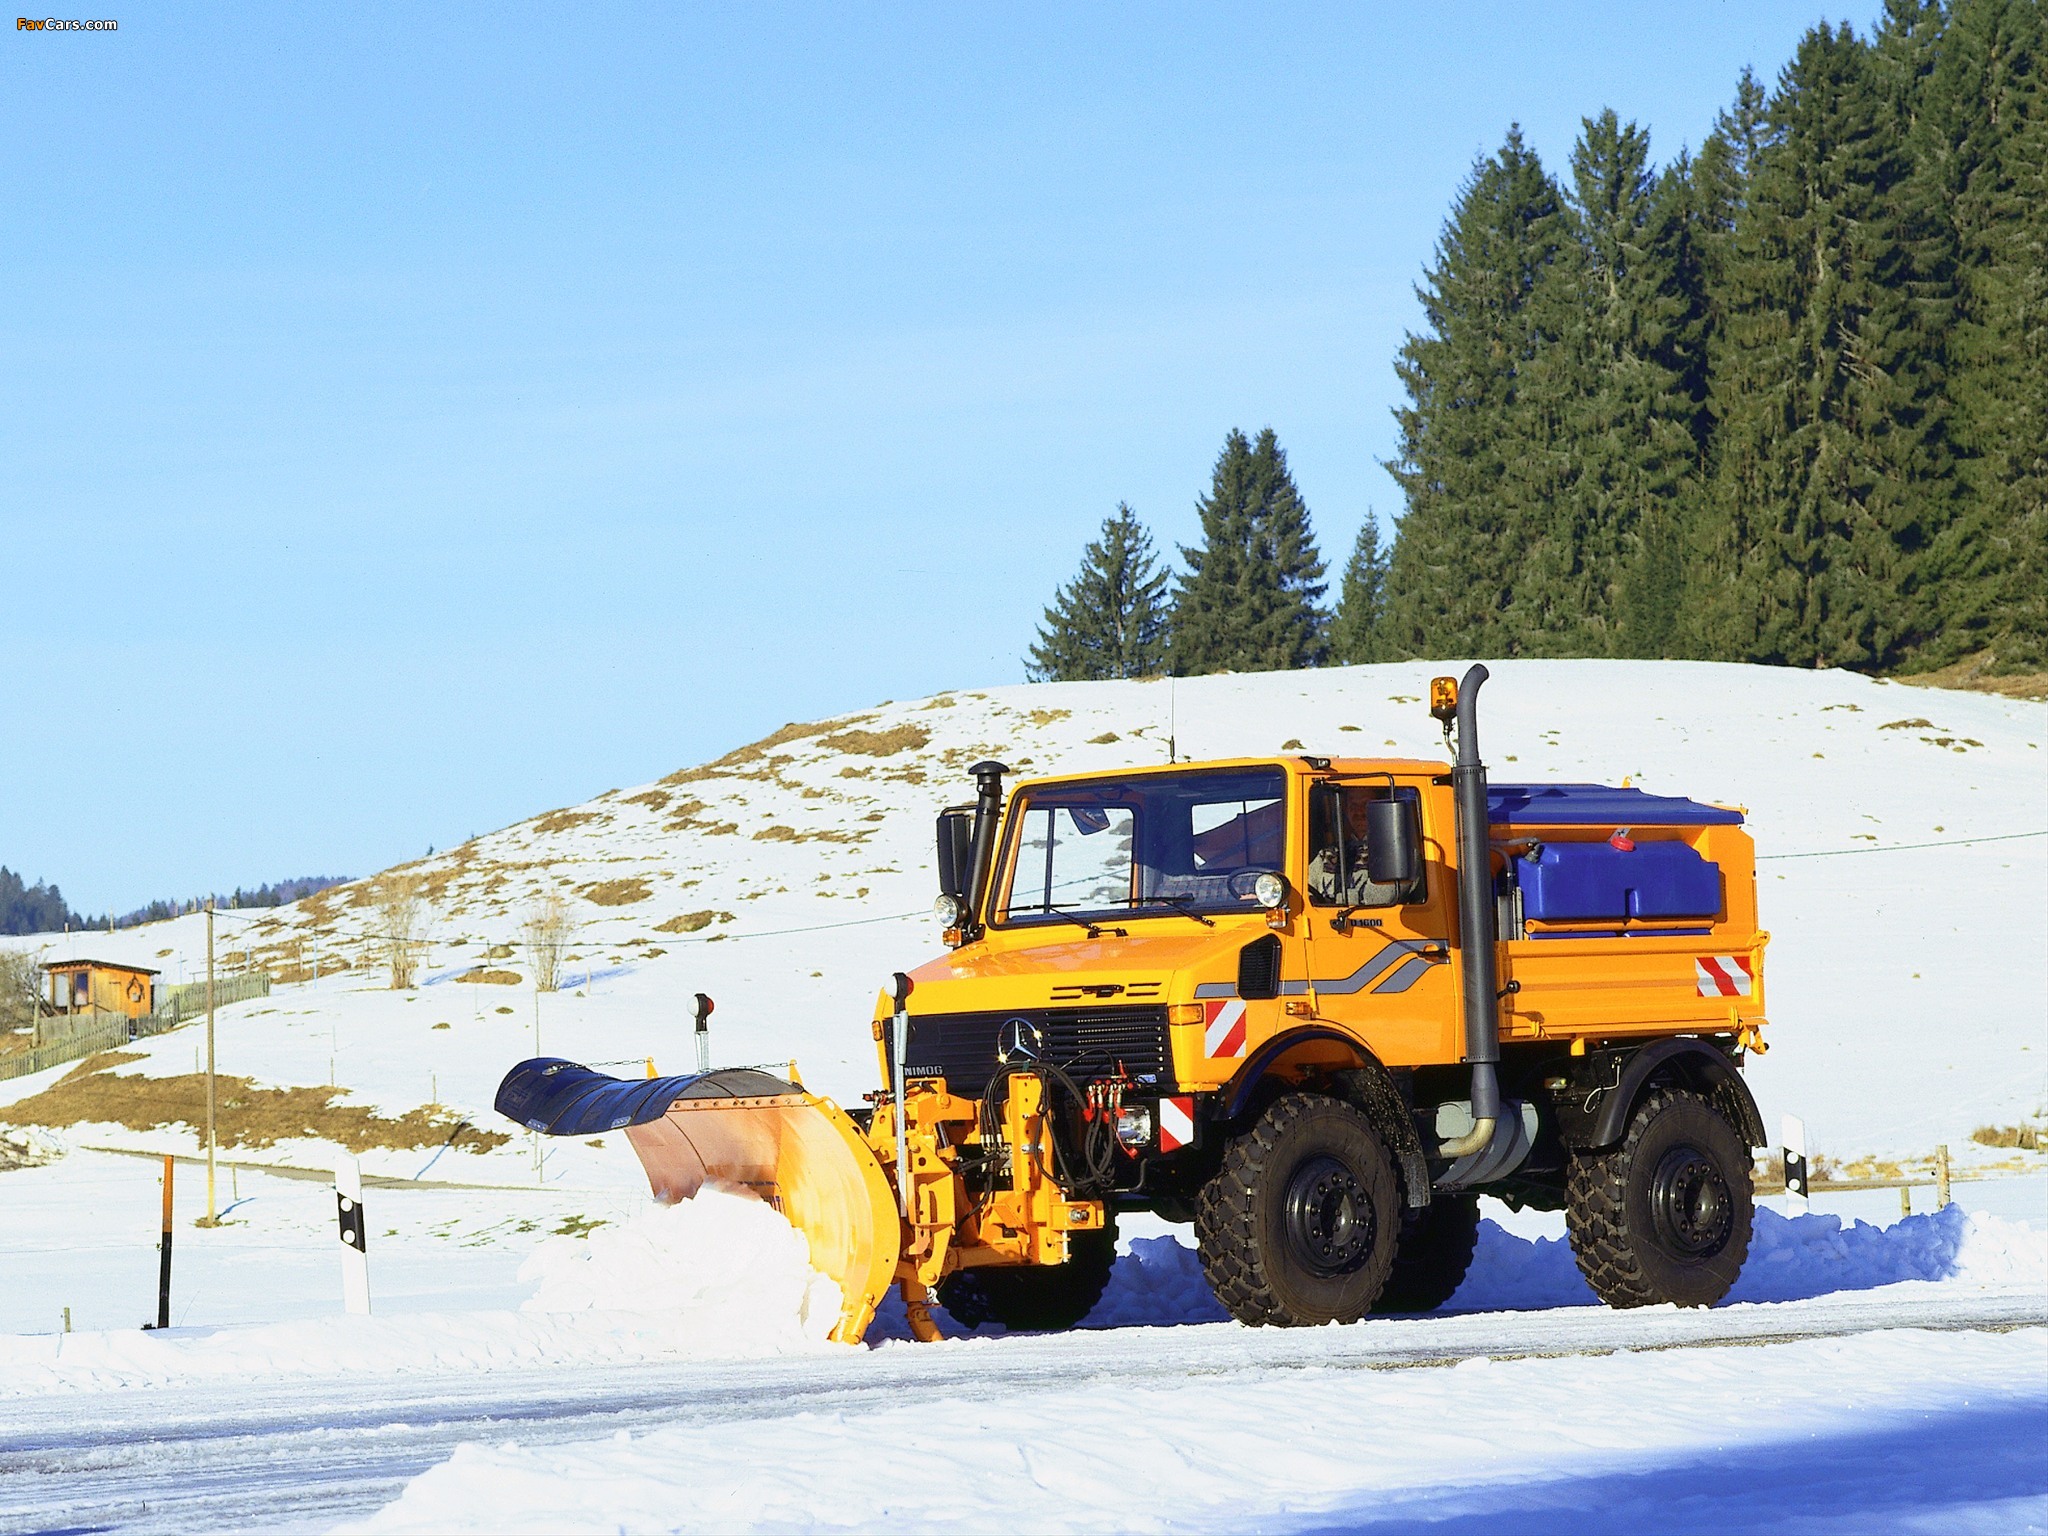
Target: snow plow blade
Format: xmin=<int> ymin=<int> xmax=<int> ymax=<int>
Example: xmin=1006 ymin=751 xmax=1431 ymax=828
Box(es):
xmin=496 ymin=1058 xmax=902 ymax=1343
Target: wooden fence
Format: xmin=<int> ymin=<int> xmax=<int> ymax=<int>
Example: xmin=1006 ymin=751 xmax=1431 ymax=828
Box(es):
xmin=0 ymin=971 xmax=271 ymax=1084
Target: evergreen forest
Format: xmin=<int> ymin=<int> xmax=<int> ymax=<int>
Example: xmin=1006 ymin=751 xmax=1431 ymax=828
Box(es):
xmin=1026 ymin=2 xmax=2043 ymax=682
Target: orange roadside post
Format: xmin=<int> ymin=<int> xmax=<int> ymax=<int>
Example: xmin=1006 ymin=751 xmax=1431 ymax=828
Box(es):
xmin=149 ymin=1154 xmax=173 ymax=1330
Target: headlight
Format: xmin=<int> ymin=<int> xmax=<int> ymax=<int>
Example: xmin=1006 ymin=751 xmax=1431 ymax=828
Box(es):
xmin=1253 ymin=871 xmax=1288 ymax=910
xmin=1114 ymin=1104 xmax=1153 ymax=1149
xmin=933 ymin=893 xmax=962 ymax=925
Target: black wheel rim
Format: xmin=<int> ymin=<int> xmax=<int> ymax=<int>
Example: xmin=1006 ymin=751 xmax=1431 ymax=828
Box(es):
xmin=1648 ymin=1143 xmax=1733 ymax=1259
xmin=1282 ymin=1154 xmax=1376 ymax=1277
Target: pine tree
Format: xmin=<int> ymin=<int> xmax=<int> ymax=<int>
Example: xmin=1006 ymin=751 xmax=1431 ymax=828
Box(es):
xmin=1504 ymin=110 xmax=1706 ymax=657
xmin=1024 ymin=503 xmax=1172 ymax=681
xmin=1382 ymin=128 xmax=1569 ymax=659
xmin=1692 ymin=21 xmax=1958 ymax=669
xmin=1917 ymin=0 xmax=2047 ymax=669
xmin=1171 ymin=428 xmax=1329 ymax=674
xmin=1329 ymin=517 xmax=1390 ymax=664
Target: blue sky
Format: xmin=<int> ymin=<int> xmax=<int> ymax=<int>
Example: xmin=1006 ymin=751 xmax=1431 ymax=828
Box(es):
xmin=2 ymin=2 xmax=1827 ymax=914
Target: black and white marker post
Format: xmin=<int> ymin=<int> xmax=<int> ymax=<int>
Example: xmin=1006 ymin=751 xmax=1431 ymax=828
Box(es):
xmin=335 ymin=1153 xmax=371 ymax=1315
xmin=1782 ymin=1113 xmax=1809 ymax=1214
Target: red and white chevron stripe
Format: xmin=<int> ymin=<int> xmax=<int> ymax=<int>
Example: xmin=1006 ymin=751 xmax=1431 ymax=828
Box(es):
xmin=1203 ymin=998 xmax=1248 ymax=1058
xmin=1158 ymin=1095 xmax=1195 ymax=1152
xmin=1694 ymin=955 xmax=1753 ymax=997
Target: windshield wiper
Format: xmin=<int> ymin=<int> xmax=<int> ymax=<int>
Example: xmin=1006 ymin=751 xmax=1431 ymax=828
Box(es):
xmin=1013 ymin=905 xmax=1128 ymax=938
xmin=1118 ymin=895 xmax=1216 ymax=927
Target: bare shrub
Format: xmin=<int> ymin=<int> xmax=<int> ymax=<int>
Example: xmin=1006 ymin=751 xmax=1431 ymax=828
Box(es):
xmin=524 ymin=894 xmax=572 ymax=993
xmin=372 ymin=874 xmax=426 ymax=989
xmin=0 ymin=949 xmax=43 ymax=1037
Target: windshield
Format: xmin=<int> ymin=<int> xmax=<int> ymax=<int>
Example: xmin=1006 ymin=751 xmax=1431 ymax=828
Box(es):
xmin=998 ymin=767 xmax=1287 ymax=927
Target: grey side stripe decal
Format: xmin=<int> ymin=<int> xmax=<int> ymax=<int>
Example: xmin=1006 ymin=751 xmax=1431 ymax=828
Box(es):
xmin=1370 ymin=956 xmax=1435 ymax=994
xmin=1198 ymin=939 xmax=1447 ymax=1002
xmin=1312 ymin=939 xmax=1436 ymax=996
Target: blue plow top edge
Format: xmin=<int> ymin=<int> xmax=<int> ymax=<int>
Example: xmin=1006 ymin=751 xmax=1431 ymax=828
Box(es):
xmin=493 ymin=1058 xmax=798 ymax=1137
xmin=1488 ymin=783 xmax=1742 ymax=827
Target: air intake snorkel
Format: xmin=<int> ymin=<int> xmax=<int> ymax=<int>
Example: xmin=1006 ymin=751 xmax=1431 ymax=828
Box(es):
xmin=1437 ymin=664 xmax=1502 ymax=1160
xmin=964 ymin=760 xmax=1008 ymax=933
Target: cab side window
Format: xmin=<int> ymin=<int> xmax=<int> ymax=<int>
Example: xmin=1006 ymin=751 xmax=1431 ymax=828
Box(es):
xmin=1308 ymin=784 xmax=1426 ymax=908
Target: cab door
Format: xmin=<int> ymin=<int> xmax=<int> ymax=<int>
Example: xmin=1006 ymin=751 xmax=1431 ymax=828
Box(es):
xmin=1299 ymin=779 xmax=1459 ymax=1068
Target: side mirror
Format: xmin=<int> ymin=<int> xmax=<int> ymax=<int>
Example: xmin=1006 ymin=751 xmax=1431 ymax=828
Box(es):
xmin=1364 ymin=797 xmax=1421 ymax=886
xmin=936 ymin=808 xmax=975 ymax=903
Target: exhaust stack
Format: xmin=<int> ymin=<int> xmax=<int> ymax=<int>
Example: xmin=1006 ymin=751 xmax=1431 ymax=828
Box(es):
xmin=1437 ymin=663 xmax=1502 ymax=1160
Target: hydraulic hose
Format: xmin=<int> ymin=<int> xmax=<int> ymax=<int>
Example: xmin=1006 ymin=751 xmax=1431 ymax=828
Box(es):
xmin=1440 ymin=662 xmax=1502 ymax=1161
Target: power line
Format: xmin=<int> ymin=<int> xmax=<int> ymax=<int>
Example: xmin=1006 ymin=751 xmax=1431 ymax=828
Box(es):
xmin=1758 ymin=829 xmax=2047 ymax=860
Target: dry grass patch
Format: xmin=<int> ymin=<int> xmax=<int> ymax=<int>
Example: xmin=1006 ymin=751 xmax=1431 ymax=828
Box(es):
xmin=454 ymin=967 xmax=523 ymax=986
xmin=620 ymin=790 xmax=671 ymax=812
xmin=580 ymin=878 xmax=652 ymax=907
xmin=1088 ymin=731 xmax=1120 ymax=744
xmin=1024 ymin=708 xmax=1070 ymax=727
xmin=655 ymin=910 xmax=732 ymax=934
xmin=532 ymin=810 xmax=603 ymax=836
xmin=819 ymin=725 xmax=929 ymax=757
xmin=1973 ymin=1123 xmax=2043 ymax=1150
xmin=660 ymin=717 xmax=876 ymax=786
xmin=1894 ymin=652 xmax=2048 ymax=702
xmin=2 ymin=1052 xmax=509 ymax=1155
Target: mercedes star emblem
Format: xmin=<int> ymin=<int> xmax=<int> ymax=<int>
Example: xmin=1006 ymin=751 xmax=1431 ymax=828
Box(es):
xmin=997 ymin=1017 xmax=1042 ymax=1063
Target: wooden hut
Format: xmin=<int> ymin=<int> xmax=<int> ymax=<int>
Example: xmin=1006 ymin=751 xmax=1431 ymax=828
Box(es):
xmin=44 ymin=959 xmax=159 ymax=1019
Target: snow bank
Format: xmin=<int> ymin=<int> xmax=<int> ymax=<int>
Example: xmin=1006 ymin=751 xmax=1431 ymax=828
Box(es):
xmin=521 ymin=1186 xmax=842 ymax=1343
xmin=346 ymin=1325 xmax=2048 ymax=1534
xmin=6 ymin=1200 xmax=2034 ymax=1395
xmin=1082 ymin=1205 xmax=2048 ymax=1329
xmin=1 ymin=1189 xmax=845 ymax=1396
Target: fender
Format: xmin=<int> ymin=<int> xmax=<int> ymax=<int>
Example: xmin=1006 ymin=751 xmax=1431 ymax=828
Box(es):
xmin=1220 ymin=1025 xmax=1373 ymax=1119
xmin=1219 ymin=1026 xmax=1431 ymax=1209
xmin=1564 ymin=1038 xmax=1765 ymax=1151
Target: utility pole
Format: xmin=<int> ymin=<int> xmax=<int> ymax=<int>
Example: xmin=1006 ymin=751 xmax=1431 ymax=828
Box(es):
xmin=204 ymin=900 xmax=218 ymax=1224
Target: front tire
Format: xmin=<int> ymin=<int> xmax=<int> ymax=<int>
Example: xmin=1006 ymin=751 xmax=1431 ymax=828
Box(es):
xmin=1196 ymin=1093 xmax=1400 ymax=1326
xmin=1566 ymin=1087 xmax=1753 ymax=1308
xmin=937 ymin=1215 xmax=1118 ymax=1332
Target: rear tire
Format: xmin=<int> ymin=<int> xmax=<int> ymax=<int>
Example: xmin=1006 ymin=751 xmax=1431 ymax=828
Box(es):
xmin=1566 ymin=1087 xmax=1753 ymax=1308
xmin=1373 ymin=1193 xmax=1481 ymax=1315
xmin=1195 ymin=1093 xmax=1400 ymax=1326
xmin=937 ymin=1214 xmax=1118 ymax=1332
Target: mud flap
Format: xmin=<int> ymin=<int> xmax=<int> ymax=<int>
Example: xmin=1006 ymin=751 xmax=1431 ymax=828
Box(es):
xmin=497 ymin=1059 xmax=902 ymax=1344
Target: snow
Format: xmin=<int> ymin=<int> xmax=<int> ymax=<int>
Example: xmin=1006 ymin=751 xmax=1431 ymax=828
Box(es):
xmin=343 ymin=1325 xmax=2048 ymax=1534
xmin=1 ymin=660 xmax=2043 ymax=1531
xmin=6 ymin=1189 xmax=2036 ymax=1398
xmin=519 ymin=1185 xmax=843 ymax=1344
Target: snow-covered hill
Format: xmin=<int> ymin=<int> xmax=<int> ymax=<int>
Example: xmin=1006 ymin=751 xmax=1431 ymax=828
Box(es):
xmin=4 ymin=659 xmax=2044 ymax=1180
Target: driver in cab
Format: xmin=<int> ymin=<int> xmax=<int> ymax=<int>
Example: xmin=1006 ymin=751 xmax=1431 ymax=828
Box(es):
xmin=1308 ymin=787 xmax=1409 ymax=908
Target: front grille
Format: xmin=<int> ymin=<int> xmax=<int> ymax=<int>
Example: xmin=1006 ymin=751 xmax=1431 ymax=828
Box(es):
xmin=888 ymin=1005 xmax=1173 ymax=1097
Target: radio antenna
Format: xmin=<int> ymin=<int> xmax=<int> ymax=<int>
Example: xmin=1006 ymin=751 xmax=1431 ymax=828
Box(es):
xmin=1167 ymin=675 xmax=1177 ymax=763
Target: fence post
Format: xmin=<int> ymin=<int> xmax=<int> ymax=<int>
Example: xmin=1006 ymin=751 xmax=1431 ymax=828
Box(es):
xmin=1935 ymin=1144 xmax=1951 ymax=1210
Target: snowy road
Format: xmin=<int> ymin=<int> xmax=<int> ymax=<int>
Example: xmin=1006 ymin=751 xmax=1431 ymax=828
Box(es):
xmin=7 ymin=1288 xmax=2041 ymax=1536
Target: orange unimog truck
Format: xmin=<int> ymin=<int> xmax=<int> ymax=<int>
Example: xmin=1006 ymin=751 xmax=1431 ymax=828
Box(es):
xmin=500 ymin=666 xmax=1769 ymax=1340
